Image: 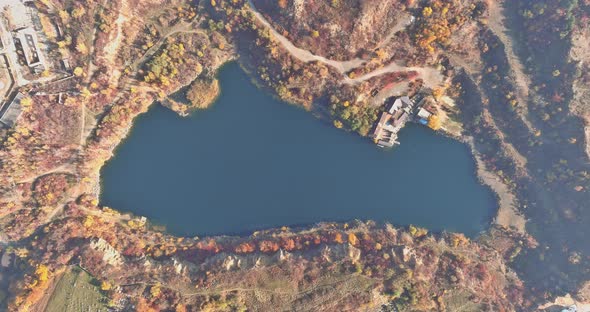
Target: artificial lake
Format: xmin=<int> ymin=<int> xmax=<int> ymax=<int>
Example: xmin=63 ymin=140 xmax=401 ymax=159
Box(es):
xmin=100 ymin=63 xmax=496 ymax=237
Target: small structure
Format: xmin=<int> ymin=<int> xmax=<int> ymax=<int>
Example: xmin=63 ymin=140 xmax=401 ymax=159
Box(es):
xmin=417 ymin=107 xmax=433 ymax=123
xmin=60 ymin=58 xmax=71 ymax=72
xmin=0 ymin=92 xmax=24 ymax=128
xmin=54 ymin=20 xmax=64 ymax=39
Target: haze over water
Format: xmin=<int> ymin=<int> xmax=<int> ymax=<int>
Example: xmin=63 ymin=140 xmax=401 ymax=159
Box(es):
xmin=100 ymin=63 xmax=496 ymax=237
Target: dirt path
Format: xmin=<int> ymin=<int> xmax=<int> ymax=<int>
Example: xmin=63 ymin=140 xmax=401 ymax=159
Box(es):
xmin=102 ymin=0 xmax=129 ymax=64
xmin=486 ymin=0 xmax=536 ymax=133
xmin=247 ymin=0 xmax=442 ymax=88
xmin=467 ymin=138 xmax=526 ymax=233
xmin=344 ymin=61 xmax=443 ymax=87
xmin=79 ymin=103 xmax=87 ymax=146
xmin=130 ymin=21 xmax=195 ymax=71
xmin=179 ymin=273 xmax=374 ymax=298
xmin=85 ymin=0 xmax=109 ymax=84
xmin=18 ymin=163 xmax=76 ymax=184
xmin=569 ymin=27 xmax=590 ymax=160
xmin=247 ymin=0 xmax=365 ymax=73
xmin=20 ymin=164 xmax=79 ymax=224
xmin=375 ymin=13 xmax=414 ymax=50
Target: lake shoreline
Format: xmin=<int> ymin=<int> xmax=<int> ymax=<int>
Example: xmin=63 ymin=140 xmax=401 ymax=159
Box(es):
xmin=100 ymin=63 xmax=497 ymax=238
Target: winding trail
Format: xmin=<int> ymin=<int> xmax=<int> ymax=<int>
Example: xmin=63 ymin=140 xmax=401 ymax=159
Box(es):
xmin=247 ymin=0 xmax=365 ymax=73
xmin=129 ymin=21 xmax=196 ymax=71
xmin=247 ymin=0 xmax=443 ymax=87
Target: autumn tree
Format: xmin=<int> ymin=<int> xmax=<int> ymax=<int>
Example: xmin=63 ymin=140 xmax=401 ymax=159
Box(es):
xmin=334 ymin=232 xmax=344 ymax=244
xmin=427 ymin=115 xmax=441 ymax=130
xmin=100 ymin=281 xmax=112 ymax=291
xmin=35 ymin=265 xmax=50 ymax=283
xmin=348 ymin=233 xmax=360 ymax=246
xmin=76 ymin=41 xmax=88 ymax=55
xmin=74 ymin=67 xmax=84 ymax=77
xmin=432 ymin=87 xmax=445 ymax=100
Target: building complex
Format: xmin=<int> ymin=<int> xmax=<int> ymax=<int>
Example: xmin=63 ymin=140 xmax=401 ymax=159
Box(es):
xmin=372 ymin=95 xmax=435 ymax=148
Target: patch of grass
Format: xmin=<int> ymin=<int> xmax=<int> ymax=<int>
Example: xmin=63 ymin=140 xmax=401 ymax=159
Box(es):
xmin=444 ymin=290 xmax=484 ymax=312
xmin=45 ymin=267 xmax=108 ymax=312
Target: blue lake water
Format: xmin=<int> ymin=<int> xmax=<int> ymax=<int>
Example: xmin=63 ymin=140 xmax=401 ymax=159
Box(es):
xmin=100 ymin=63 xmax=496 ymax=237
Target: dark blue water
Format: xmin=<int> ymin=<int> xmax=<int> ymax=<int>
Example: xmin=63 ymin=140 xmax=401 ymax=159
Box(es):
xmin=100 ymin=63 xmax=496 ymax=237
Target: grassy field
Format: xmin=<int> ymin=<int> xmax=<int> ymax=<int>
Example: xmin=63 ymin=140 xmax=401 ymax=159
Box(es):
xmin=444 ymin=291 xmax=485 ymax=312
xmin=44 ymin=266 xmax=108 ymax=312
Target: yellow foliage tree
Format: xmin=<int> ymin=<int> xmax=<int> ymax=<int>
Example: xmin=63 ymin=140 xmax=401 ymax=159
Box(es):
xmin=409 ymin=225 xmax=428 ymax=238
xmin=20 ymin=97 xmax=32 ymax=108
xmin=35 ymin=265 xmax=49 ymax=282
xmin=334 ymin=232 xmax=344 ymax=244
xmin=348 ymin=233 xmax=358 ymax=246
xmin=150 ymin=284 xmax=161 ymax=298
xmin=423 ymin=7 xmax=433 ymax=17
xmin=73 ymin=67 xmax=84 ymax=77
xmin=76 ymin=42 xmax=88 ymax=55
xmin=83 ymin=215 xmax=95 ymax=228
xmin=450 ymin=233 xmax=469 ymax=247
xmin=15 ymin=247 xmax=29 ymax=258
xmin=81 ymin=87 xmax=92 ymax=98
xmin=38 ymin=0 xmax=52 ymax=8
xmin=71 ymin=7 xmax=86 ymax=18
xmin=39 ymin=15 xmax=57 ymax=38
xmin=100 ymin=281 xmax=112 ymax=291
xmin=432 ymin=87 xmax=445 ymax=100
xmin=58 ymin=10 xmax=69 ymax=22
xmin=427 ymin=115 xmax=441 ymax=130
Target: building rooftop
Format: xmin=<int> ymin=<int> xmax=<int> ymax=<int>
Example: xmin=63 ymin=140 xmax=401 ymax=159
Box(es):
xmin=388 ymin=96 xmax=414 ymax=114
xmin=399 ymin=96 xmax=413 ymax=106
xmin=417 ymin=107 xmax=432 ymax=120
xmin=0 ymin=92 xmax=24 ymax=127
xmin=392 ymin=111 xmax=409 ymax=127
xmin=15 ymin=27 xmax=43 ymax=68
xmin=372 ymin=96 xmax=418 ymax=147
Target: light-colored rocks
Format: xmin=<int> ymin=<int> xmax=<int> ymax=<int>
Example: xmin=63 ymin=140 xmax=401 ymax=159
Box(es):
xmin=348 ymin=244 xmax=361 ymax=264
xmin=89 ymin=238 xmax=123 ymax=266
